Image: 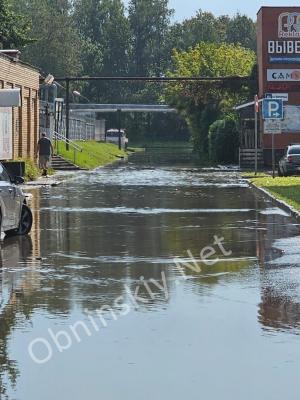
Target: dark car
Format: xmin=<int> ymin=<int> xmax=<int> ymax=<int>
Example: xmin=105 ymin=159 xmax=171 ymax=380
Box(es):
xmin=278 ymin=144 xmax=300 ymax=177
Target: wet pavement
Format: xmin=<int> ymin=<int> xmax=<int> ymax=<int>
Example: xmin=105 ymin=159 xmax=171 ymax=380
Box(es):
xmin=1 ymin=151 xmax=300 ymax=399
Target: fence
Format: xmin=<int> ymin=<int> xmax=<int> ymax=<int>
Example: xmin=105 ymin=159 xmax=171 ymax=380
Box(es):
xmin=40 ymin=101 xmax=96 ymax=141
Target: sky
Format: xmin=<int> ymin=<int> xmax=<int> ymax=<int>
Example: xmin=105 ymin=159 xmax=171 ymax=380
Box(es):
xmin=123 ymin=0 xmax=299 ymax=21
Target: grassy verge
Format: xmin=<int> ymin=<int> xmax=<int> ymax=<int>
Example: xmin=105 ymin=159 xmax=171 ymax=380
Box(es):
xmin=248 ymin=174 xmax=300 ymax=212
xmin=130 ymin=140 xmax=192 ymax=149
xmin=241 ymin=171 xmax=269 ymax=178
xmin=16 ymin=158 xmax=54 ymax=182
xmin=56 ymin=141 xmax=127 ymax=170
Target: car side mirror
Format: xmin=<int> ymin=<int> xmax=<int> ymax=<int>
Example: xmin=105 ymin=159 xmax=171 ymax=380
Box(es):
xmin=11 ymin=176 xmax=24 ymax=185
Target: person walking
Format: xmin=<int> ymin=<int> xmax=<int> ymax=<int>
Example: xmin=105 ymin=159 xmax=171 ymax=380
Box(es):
xmin=36 ymin=133 xmax=54 ymax=177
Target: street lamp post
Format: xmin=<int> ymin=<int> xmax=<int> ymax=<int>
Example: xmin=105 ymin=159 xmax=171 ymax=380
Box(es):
xmin=117 ymin=109 xmax=122 ymax=150
xmin=66 ymin=78 xmax=70 ymax=151
xmin=73 ymin=90 xmax=90 ymax=103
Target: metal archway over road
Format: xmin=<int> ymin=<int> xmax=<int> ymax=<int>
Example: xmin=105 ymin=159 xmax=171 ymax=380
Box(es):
xmin=70 ymin=104 xmax=177 ymax=113
xmin=70 ymin=103 xmax=178 ymax=149
xmin=54 ymin=75 xmax=250 ymax=148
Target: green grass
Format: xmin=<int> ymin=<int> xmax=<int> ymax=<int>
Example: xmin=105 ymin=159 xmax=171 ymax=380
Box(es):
xmin=15 ymin=158 xmax=55 ymax=182
xmin=23 ymin=158 xmax=40 ymax=181
xmin=248 ymin=174 xmax=300 ymax=212
xmin=130 ymin=140 xmax=192 ymax=149
xmin=241 ymin=171 xmax=269 ymax=178
xmin=56 ymin=141 xmax=127 ymax=170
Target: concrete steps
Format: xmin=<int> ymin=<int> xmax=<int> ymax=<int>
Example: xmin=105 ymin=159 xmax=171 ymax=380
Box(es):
xmin=51 ymin=155 xmax=82 ymax=171
xmin=240 ymin=149 xmax=264 ymax=169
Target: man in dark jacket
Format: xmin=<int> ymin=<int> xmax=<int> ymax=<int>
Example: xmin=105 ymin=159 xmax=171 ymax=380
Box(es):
xmin=36 ymin=133 xmax=54 ymax=176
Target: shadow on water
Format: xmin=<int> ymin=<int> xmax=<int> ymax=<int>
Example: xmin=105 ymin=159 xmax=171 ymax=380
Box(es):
xmin=2 ymin=151 xmax=300 ymax=399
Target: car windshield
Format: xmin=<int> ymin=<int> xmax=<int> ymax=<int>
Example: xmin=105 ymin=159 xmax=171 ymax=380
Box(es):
xmin=288 ymin=146 xmax=300 ymax=154
xmin=288 ymin=146 xmax=300 ymax=155
xmin=107 ymin=132 xmax=125 ymax=137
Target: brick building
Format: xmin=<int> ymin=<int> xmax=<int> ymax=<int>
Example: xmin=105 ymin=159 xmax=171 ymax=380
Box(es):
xmin=0 ymin=50 xmax=40 ymax=161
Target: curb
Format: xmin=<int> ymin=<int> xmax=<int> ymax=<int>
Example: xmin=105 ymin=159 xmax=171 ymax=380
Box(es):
xmin=247 ymin=180 xmax=300 ymax=221
xmin=22 ymin=155 xmax=131 ymax=188
xmin=22 ymin=172 xmax=68 ymax=188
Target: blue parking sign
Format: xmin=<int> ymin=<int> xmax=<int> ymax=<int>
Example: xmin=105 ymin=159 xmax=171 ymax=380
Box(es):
xmin=262 ymin=99 xmax=283 ymax=120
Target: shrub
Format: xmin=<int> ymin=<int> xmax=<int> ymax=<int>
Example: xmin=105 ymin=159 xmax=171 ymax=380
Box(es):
xmin=208 ymin=117 xmax=239 ymax=163
xmin=17 ymin=158 xmax=40 ymax=181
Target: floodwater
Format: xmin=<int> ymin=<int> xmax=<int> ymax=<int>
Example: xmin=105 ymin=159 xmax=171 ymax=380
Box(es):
xmin=1 ymin=151 xmax=300 ymax=400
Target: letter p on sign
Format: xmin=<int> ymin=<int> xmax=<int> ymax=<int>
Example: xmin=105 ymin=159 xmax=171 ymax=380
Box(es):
xmin=262 ymin=99 xmax=284 ymax=120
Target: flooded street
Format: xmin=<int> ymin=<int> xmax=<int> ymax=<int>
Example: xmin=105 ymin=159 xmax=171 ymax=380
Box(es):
xmin=2 ymin=152 xmax=300 ymax=399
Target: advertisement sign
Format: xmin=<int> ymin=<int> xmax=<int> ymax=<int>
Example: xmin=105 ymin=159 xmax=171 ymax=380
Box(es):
xmin=267 ymin=69 xmax=300 ymax=81
xmin=0 ymin=108 xmax=13 ymax=160
xmin=268 ymin=40 xmax=300 ymax=54
xmin=270 ymin=55 xmax=300 ymax=63
xmin=266 ymin=13 xmax=300 ymax=64
xmin=278 ymin=12 xmax=300 ymax=38
xmin=257 ymin=6 xmax=300 ymax=164
xmin=265 ymin=93 xmax=289 ymax=101
xmin=281 ymin=105 xmax=300 ymax=132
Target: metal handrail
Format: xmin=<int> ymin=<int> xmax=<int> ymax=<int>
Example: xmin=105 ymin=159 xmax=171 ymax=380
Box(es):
xmin=53 ymin=131 xmax=126 ymax=166
xmin=53 ymin=131 xmax=83 ymax=152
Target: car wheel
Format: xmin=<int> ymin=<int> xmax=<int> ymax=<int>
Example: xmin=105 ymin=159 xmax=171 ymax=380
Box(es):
xmin=5 ymin=204 xmax=33 ymax=236
xmin=278 ymin=166 xmax=283 ymax=177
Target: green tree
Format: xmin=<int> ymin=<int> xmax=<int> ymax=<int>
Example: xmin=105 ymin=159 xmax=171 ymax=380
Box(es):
xmin=165 ymin=42 xmax=256 ymax=157
xmin=128 ymin=0 xmax=173 ymax=76
xmin=0 ymin=0 xmax=30 ymax=48
xmin=165 ymin=11 xmax=256 ymax=59
xmin=167 ymin=11 xmax=225 ymax=53
xmin=10 ymin=0 xmax=82 ymax=76
xmin=209 ymin=116 xmax=239 ymax=163
xmin=226 ymin=13 xmax=257 ymax=51
xmin=75 ymin=0 xmax=130 ymax=76
xmin=74 ymin=0 xmax=130 ymax=101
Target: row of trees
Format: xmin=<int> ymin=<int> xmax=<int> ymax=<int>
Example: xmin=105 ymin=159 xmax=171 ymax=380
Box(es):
xmin=0 ymin=0 xmax=257 ymax=160
xmin=2 ymin=0 xmax=256 ymax=79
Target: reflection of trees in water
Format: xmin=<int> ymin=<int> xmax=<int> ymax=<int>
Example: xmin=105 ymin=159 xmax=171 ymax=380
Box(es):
xmin=256 ymin=212 xmax=300 ymax=332
xmin=40 ymin=182 xmax=300 ymax=332
xmin=258 ymin=287 xmax=300 ymax=331
xmin=0 ymin=302 xmax=19 ymax=399
xmin=0 ymin=236 xmax=36 ymax=398
xmin=41 ymin=185 xmax=176 ymax=312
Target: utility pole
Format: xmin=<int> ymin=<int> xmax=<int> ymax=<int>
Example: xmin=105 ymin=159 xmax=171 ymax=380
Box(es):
xmin=272 ymin=130 xmax=275 ymax=179
xmin=117 ymin=109 xmax=122 ymax=150
xmin=254 ymin=95 xmax=259 ymax=176
xmin=66 ymin=78 xmax=70 ymax=151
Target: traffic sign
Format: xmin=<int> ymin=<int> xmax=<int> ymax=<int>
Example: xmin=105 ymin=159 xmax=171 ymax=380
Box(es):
xmin=262 ymin=98 xmax=283 ymax=119
xmin=264 ymin=119 xmax=282 ymax=134
xmin=265 ymin=93 xmax=288 ymax=102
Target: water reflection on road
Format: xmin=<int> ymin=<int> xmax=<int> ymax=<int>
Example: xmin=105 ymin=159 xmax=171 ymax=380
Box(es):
xmin=2 ymin=156 xmax=300 ymax=399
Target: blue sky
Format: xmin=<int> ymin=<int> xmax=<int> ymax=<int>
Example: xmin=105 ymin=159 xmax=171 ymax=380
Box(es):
xmin=123 ymin=0 xmax=298 ymax=20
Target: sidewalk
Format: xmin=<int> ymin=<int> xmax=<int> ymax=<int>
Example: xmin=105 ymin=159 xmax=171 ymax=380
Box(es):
xmin=22 ymin=171 xmax=76 ymax=188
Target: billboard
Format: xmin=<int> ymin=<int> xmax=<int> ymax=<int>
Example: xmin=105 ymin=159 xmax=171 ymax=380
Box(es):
xmin=267 ymin=69 xmax=300 ymax=81
xmin=278 ymin=12 xmax=300 ymax=38
xmin=0 ymin=108 xmax=13 ymax=160
xmin=258 ymin=7 xmax=300 ymax=139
